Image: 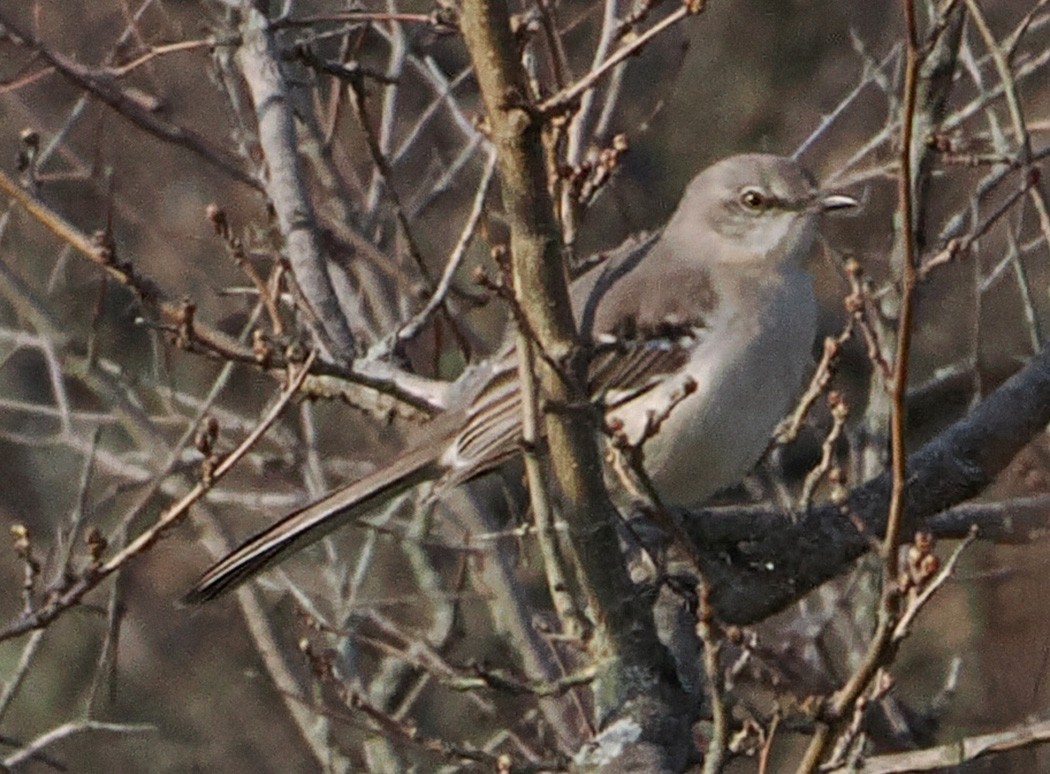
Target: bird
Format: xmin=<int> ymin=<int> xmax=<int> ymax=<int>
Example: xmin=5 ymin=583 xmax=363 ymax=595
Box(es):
xmin=184 ymin=153 xmax=857 ymax=603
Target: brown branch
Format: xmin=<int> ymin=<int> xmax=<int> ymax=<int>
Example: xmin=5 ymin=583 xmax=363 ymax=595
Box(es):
xmin=107 ymin=39 xmax=217 ymax=76
xmin=798 ymin=10 xmax=928 ymax=767
xmin=831 ymin=716 xmax=1050 ymax=773
xmin=883 ymin=0 xmax=921 ymax=594
xmin=538 ymin=3 xmax=700 ymax=116
xmin=685 ymin=339 xmax=1050 ymax=624
xmin=892 ymin=529 xmax=976 ymax=643
xmin=798 ymin=391 xmax=849 ymax=509
xmin=0 ymin=351 xmax=316 ymax=642
xmin=0 ymin=166 xmax=435 ymax=416
xmin=0 ymin=11 xmax=259 ymax=190
xmin=796 ymin=5 xmax=965 ymax=768
xmin=458 ymin=0 xmax=691 ymax=766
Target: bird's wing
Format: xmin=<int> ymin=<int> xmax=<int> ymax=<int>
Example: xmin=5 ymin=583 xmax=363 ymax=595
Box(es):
xmin=440 ymin=323 xmax=707 ymax=487
xmin=445 ymin=226 xmax=715 ymax=485
xmin=587 ymin=325 xmax=704 ymax=408
xmin=442 ymin=357 xmax=523 ymax=485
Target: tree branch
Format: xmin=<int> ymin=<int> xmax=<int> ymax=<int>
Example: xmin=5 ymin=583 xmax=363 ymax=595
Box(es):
xmin=231 ymin=3 xmax=357 ymax=360
xmin=458 ymin=0 xmax=692 ymax=767
xmin=0 ymin=11 xmax=258 ymax=190
xmin=686 ymin=340 xmax=1050 ymax=624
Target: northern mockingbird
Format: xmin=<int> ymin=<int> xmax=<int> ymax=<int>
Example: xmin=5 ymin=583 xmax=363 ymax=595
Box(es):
xmin=185 ymin=153 xmax=857 ymax=603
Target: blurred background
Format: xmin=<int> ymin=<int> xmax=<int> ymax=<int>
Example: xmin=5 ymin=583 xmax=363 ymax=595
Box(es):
xmin=0 ymin=1 xmax=1049 ymax=771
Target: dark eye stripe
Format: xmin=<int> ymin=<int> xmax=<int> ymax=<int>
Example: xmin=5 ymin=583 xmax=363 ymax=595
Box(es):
xmin=736 ymin=188 xmax=807 ymax=213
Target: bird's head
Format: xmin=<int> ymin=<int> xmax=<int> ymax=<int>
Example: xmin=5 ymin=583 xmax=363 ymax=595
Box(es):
xmin=668 ymin=153 xmax=857 ymax=269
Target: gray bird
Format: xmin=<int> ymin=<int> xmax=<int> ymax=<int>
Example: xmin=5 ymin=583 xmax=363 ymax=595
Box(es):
xmin=185 ymin=153 xmax=857 ymax=603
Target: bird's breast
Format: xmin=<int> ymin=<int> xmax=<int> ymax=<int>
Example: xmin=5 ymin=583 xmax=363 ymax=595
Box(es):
xmin=607 ymin=271 xmax=817 ymax=508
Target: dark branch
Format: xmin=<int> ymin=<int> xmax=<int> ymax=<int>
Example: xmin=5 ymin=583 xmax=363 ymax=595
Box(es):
xmin=685 ymin=342 xmax=1050 ymax=624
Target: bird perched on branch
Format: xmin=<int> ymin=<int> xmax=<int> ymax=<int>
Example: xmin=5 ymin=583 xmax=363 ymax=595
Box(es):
xmin=185 ymin=153 xmax=857 ymax=603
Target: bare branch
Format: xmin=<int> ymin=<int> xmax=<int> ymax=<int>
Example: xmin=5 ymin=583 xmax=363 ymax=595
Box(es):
xmin=832 ymin=717 xmax=1050 ymax=773
xmin=687 ymin=339 xmax=1050 ymax=624
xmin=231 ymin=3 xmax=357 ymax=359
xmin=0 ymin=11 xmax=258 ymax=189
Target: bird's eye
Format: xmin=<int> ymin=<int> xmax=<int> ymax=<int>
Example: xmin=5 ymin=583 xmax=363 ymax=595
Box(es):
xmin=739 ymin=188 xmax=766 ymax=210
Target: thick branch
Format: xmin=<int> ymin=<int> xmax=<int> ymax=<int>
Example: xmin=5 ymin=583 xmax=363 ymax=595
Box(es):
xmin=685 ymin=341 xmax=1050 ymax=624
xmin=458 ymin=0 xmax=690 ymax=762
xmin=233 ymin=5 xmax=357 ymax=359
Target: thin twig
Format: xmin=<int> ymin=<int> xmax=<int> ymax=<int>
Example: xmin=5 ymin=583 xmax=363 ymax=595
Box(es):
xmin=364 ymin=13 xmax=407 ymax=216
xmin=386 ymin=149 xmax=497 ymax=352
xmin=919 ymin=167 xmax=1037 ymax=277
xmin=106 ymin=38 xmax=217 ymax=76
xmin=799 ymin=392 xmax=849 ymax=510
xmin=0 ymin=164 xmax=434 ymax=414
xmin=699 ymin=583 xmax=729 ymax=774
xmin=829 ymin=717 xmax=1050 ymax=773
xmin=391 ymin=65 xmax=475 ymax=166
xmin=795 ymin=4 xmax=924 ymax=770
xmin=519 ymin=333 xmax=591 ymax=641
xmin=892 ymin=528 xmax=977 ymax=641
xmin=0 ymin=11 xmax=258 ymax=189
xmin=344 ymin=72 xmax=472 ymax=358
xmin=964 ymin=0 xmax=1050 ymax=278
xmin=794 ymin=45 xmax=903 ymax=161
xmin=538 ymin=4 xmax=695 ymax=115
xmin=0 ymin=630 xmax=45 ymax=724
xmin=3 ymin=721 xmax=156 ymax=768
xmin=0 ymin=351 xmax=316 ymax=642
xmin=272 ymin=11 xmax=442 ymax=29
xmin=882 ymin=0 xmax=921 ymax=609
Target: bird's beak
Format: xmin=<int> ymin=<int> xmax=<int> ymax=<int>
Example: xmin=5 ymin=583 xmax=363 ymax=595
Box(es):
xmin=818 ymin=193 xmax=859 ymax=213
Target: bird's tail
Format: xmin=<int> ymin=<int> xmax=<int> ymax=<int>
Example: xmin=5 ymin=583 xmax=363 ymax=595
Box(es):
xmin=183 ymin=442 xmax=443 ymax=604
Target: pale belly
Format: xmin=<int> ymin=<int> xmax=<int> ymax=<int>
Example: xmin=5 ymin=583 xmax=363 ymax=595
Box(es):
xmin=606 ymin=280 xmax=817 ymax=508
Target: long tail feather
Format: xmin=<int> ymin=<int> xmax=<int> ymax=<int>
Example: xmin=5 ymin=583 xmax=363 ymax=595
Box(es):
xmin=184 ymin=443 xmax=443 ymax=603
